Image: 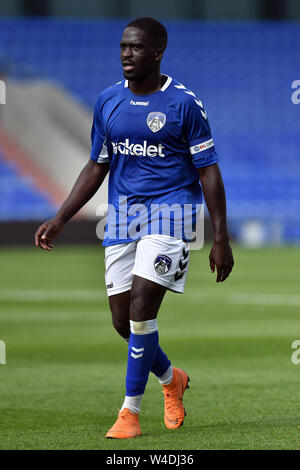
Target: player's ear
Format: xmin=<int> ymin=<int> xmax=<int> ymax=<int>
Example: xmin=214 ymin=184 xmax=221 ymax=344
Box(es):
xmin=154 ymin=48 xmax=163 ymax=63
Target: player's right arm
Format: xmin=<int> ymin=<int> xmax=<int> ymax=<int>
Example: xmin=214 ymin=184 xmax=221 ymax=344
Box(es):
xmin=35 ymin=160 xmax=109 ymax=250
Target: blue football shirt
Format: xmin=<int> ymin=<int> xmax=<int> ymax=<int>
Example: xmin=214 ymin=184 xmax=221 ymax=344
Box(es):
xmin=90 ymin=75 xmax=218 ymax=246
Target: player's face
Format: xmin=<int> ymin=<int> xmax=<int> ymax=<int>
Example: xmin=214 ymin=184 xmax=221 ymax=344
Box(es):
xmin=120 ymin=27 xmax=162 ymax=81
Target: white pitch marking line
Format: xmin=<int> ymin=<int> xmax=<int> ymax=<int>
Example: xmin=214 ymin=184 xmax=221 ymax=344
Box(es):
xmin=0 ymin=289 xmax=105 ymax=302
xmin=0 ymin=290 xmax=300 ymax=307
xmin=231 ymin=293 xmax=300 ymax=306
xmin=181 ymin=291 xmax=300 ymax=307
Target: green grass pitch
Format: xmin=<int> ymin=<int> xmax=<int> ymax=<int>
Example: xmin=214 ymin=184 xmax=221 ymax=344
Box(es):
xmin=0 ymin=244 xmax=300 ymax=450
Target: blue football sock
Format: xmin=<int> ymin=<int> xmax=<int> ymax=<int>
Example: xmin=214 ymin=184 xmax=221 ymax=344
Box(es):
xmin=151 ymin=345 xmax=171 ymax=378
xmin=125 ymin=320 xmax=159 ymax=396
xmin=122 ymin=335 xmax=171 ymax=379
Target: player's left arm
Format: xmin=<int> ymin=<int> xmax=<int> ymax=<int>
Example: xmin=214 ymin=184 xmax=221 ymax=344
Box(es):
xmin=181 ymin=92 xmax=234 ymax=282
xmin=198 ymin=163 xmax=234 ymax=282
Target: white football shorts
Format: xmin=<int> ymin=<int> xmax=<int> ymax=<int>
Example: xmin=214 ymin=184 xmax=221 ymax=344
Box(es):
xmin=104 ymin=235 xmax=190 ymax=296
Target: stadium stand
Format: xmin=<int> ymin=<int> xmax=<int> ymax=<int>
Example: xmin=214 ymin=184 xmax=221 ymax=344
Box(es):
xmin=0 ymin=149 xmax=57 ymax=221
xmin=0 ymin=19 xmax=299 ymax=242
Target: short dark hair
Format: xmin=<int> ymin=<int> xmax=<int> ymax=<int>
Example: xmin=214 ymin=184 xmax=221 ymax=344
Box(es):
xmin=125 ymin=17 xmax=168 ymax=51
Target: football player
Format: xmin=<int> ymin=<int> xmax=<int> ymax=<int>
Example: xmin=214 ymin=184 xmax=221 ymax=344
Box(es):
xmin=35 ymin=17 xmax=234 ymax=439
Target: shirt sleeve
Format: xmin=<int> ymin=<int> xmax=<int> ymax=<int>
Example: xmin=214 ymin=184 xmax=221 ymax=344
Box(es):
xmin=183 ymin=96 xmax=219 ymax=168
xmin=90 ymin=98 xmax=110 ymax=164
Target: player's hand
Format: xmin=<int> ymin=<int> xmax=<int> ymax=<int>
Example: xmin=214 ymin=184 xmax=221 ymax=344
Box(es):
xmin=35 ymin=217 xmax=65 ymax=251
xmin=209 ymin=239 xmax=234 ymax=282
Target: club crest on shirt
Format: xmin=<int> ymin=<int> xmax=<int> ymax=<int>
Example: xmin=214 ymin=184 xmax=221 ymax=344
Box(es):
xmin=154 ymin=255 xmax=172 ymax=275
xmin=147 ymin=112 xmax=166 ymax=133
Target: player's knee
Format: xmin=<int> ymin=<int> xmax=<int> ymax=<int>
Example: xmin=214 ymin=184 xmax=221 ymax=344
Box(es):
xmin=112 ymin=315 xmax=129 ymax=338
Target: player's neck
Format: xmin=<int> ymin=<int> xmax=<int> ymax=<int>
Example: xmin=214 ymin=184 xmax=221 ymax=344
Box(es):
xmin=128 ymin=73 xmax=166 ymax=96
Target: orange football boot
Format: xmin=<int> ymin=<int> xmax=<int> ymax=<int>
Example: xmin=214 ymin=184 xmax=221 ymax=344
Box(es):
xmin=105 ymin=408 xmax=142 ymax=439
xmin=162 ymin=367 xmax=190 ymax=429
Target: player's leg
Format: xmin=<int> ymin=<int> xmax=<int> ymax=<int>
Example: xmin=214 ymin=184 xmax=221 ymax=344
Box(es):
xmin=105 ymin=242 xmax=142 ymax=438
xmin=121 ymin=276 xmax=168 ymax=411
xmin=105 ymin=244 xmax=174 ymax=438
xmin=109 ymin=291 xmax=130 ymax=340
xmin=131 ymin=235 xmax=191 ymax=430
xmin=106 ymin=277 xmax=169 ymax=439
xmin=109 ymin=289 xmax=173 ymax=382
xmin=105 ymin=236 xmax=190 ymax=437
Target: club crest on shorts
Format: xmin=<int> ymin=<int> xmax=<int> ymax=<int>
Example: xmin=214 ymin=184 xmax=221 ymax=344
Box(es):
xmin=147 ymin=112 xmax=166 ymax=133
xmin=154 ymin=255 xmax=172 ymax=275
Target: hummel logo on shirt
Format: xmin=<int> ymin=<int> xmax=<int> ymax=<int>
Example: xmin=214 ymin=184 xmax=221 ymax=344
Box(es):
xmin=130 ymin=99 xmax=149 ymax=106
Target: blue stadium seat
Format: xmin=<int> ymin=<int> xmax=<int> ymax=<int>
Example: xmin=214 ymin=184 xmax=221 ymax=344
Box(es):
xmin=0 ymin=152 xmax=57 ymax=221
